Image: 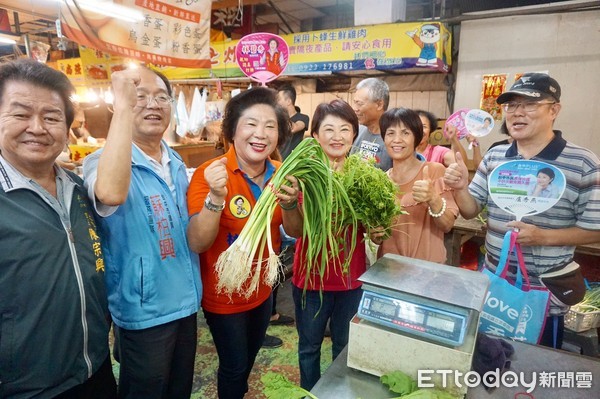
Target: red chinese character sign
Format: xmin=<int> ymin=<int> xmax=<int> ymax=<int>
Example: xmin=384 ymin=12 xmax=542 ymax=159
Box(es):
xmin=480 ymin=74 xmax=507 ymax=121
xmin=236 ymin=33 xmax=289 ymax=85
xmin=60 ymin=0 xmax=211 ymax=68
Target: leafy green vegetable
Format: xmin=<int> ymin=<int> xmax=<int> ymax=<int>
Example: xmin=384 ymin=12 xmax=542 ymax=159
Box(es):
xmin=335 ymin=154 xmax=405 ymax=240
xmin=397 ymin=389 xmax=461 ymax=398
xmin=215 ymin=138 xmax=357 ymax=298
xmin=380 ymin=371 xmax=461 ymax=399
xmin=261 ymin=372 xmax=319 ymax=399
xmin=573 ymin=285 xmax=600 ymax=312
xmin=380 ymin=371 xmax=418 ymax=395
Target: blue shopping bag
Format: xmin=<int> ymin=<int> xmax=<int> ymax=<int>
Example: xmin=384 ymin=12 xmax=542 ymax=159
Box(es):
xmin=479 ymin=230 xmax=551 ymax=344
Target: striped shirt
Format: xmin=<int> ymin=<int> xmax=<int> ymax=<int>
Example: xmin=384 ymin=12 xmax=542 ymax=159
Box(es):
xmin=470 ymin=131 xmax=600 ymax=282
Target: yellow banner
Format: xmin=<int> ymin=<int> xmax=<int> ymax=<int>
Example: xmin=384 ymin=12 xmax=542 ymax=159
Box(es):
xmin=158 ymin=22 xmax=452 ymax=80
xmin=57 ymin=58 xmax=86 ymax=86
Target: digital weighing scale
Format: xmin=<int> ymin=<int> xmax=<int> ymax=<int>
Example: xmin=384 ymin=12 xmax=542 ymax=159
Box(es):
xmin=347 ymin=254 xmax=489 ymax=396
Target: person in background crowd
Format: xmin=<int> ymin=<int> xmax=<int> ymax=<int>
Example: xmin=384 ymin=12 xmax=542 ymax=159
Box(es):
xmin=444 ymin=73 xmax=600 ymax=349
xmin=488 ymin=120 xmax=513 ymax=150
xmin=350 ymin=77 xmax=392 ymax=170
xmin=277 ymin=84 xmax=309 ymax=160
xmin=0 ymin=58 xmax=116 ymax=398
xmin=415 ymin=109 xmax=468 ymax=167
xmin=378 ymin=108 xmax=458 ymax=263
xmin=83 ymin=67 xmax=202 ymax=399
xmin=292 ymin=99 xmax=385 ymax=390
xmin=186 ymin=87 xmax=302 ymax=399
xmin=465 ymin=132 xmax=483 ymax=171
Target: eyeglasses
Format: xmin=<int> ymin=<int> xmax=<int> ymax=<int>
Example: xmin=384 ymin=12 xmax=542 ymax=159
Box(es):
xmin=502 ymin=101 xmax=555 ymax=113
xmin=136 ymin=94 xmax=173 ymax=108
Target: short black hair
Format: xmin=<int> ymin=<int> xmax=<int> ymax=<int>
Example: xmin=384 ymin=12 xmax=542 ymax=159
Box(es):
xmin=0 ymin=58 xmax=75 ymax=128
xmin=537 ymin=167 xmax=555 ymax=180
xmin=221 ymin=87 xmax=290 ymax=145
xmin=380 ymin=107 xmax=424 ymax=150
xmin=277 ymin=84 xmax=296 ymax=105
xmin=414 ymin=109 xmax=438 ymax=131
xmin=310 ymin=99 xmax=359 ymax=140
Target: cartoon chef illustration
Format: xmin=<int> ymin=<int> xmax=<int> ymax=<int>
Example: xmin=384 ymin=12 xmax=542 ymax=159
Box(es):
xmin=406 ymin=24 xmax=441 ymax=67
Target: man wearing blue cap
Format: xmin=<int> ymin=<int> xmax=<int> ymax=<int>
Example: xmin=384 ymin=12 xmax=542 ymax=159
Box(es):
xmin=444 ymin=73 xmax=600 ymax=348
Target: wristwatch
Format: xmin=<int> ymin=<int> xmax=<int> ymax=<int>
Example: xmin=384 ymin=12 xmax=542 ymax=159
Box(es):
xmin=204 ymin=193 xmax=226 ymax=212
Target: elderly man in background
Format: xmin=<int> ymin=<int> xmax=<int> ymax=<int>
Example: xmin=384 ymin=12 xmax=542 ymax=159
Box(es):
xmin=444 ymin=73 xmax=600 ymax=349
xmin=0 ymin=59 xmax=116 ymax=398
xmin=83 ymin=67 xmax=202 ymax=399
xmin=350 ymin=77 xmax=392 ymax=170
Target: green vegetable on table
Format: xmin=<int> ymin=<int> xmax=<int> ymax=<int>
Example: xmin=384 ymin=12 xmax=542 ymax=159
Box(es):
xmin=263 ymin=371 xmax=461 ymax=399
xmin=261 ymin=372 xmax=318 ymax=399
xmin=573 ymin=285 xmax=600 ymax=312
xmin=381 ymin=370 xmax=462 ymax=399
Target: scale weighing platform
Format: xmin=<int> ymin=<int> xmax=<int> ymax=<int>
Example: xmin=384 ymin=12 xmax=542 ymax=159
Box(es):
xmin=347 ymin=254 xmax=489 ymax=396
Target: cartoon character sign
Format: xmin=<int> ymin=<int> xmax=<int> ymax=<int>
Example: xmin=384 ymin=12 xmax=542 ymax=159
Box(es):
xmin=406 ymin=24 xmax=441 ymax=67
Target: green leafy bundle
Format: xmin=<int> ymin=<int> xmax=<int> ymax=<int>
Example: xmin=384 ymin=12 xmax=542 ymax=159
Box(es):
xmin=215 ymin=138 xmax=357 ymax=298
xmin=335 ymin=154 xmax=405 ymax=240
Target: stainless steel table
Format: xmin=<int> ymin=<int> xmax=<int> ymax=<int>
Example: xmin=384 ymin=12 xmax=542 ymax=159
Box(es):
xmin=311 ymin=341 xmax=600 ymax=398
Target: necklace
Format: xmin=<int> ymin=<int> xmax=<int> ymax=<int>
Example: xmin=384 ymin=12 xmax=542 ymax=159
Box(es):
xmin=246 ymin=165 xmax=266 ymax=180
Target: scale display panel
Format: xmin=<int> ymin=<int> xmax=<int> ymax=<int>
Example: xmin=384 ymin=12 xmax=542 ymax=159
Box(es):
xmin=358 ymin=290 xmax=470 ymax=347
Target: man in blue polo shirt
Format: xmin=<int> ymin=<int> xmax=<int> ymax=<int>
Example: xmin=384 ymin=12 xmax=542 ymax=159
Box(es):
xmin=444 ymin=73 xmax=600 ymax=349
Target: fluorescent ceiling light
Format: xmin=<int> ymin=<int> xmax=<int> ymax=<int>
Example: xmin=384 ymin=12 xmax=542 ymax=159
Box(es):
xmin=55 ymin=0 xmax=144 ymax=23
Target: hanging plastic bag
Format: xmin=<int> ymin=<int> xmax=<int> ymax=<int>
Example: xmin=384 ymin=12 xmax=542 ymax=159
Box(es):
xmin=175 ymin=90 xmax=189 ymax=138
xmin=187 ymin=87 xmax=206 ymax=136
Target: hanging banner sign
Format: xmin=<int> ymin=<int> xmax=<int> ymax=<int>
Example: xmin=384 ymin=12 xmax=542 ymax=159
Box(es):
xmin=79 ymin=45 xmax=129 ymax=87
xmin=480 ymin=74 xmax=507 ymax=121
xmin=156 ymin=21 xmax=452 ymax=79
xmin=489 ymin=160 xmax=566 ymax=221
xmin=60 ymin=0 xmax=212 ymax=68
xmin=284 ymin=22 xmax=451 ymax=74
xmin=57 ymin=57 xmax=85 ymax=86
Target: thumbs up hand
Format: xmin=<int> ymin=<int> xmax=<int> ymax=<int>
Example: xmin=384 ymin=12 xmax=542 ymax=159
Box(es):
xmin=443 ymin=151 xmax=469 ymax=190
xmin=412 ymin=165 xmax=437 ymax=204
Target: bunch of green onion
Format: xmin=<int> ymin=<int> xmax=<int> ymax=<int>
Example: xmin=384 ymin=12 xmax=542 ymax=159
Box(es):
xmin=215 ymin=138 xmax=357 ymax=298
xmin=573 ymin=285 xmax=600 ymax=313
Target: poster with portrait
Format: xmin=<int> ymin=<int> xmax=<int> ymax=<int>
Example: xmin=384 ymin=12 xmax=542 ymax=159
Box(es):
xmin=489 ymin=160 xmax=566 ymax=221
xmin=480 ymin=74 xmax=507 ymax=121
xmin=465 ymin=109 xmax=494 ymax=137
xmin=236 ymin=32 xmax=289 ymax=85
xmin=444 ymin=108 xmax=470 ymax=140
